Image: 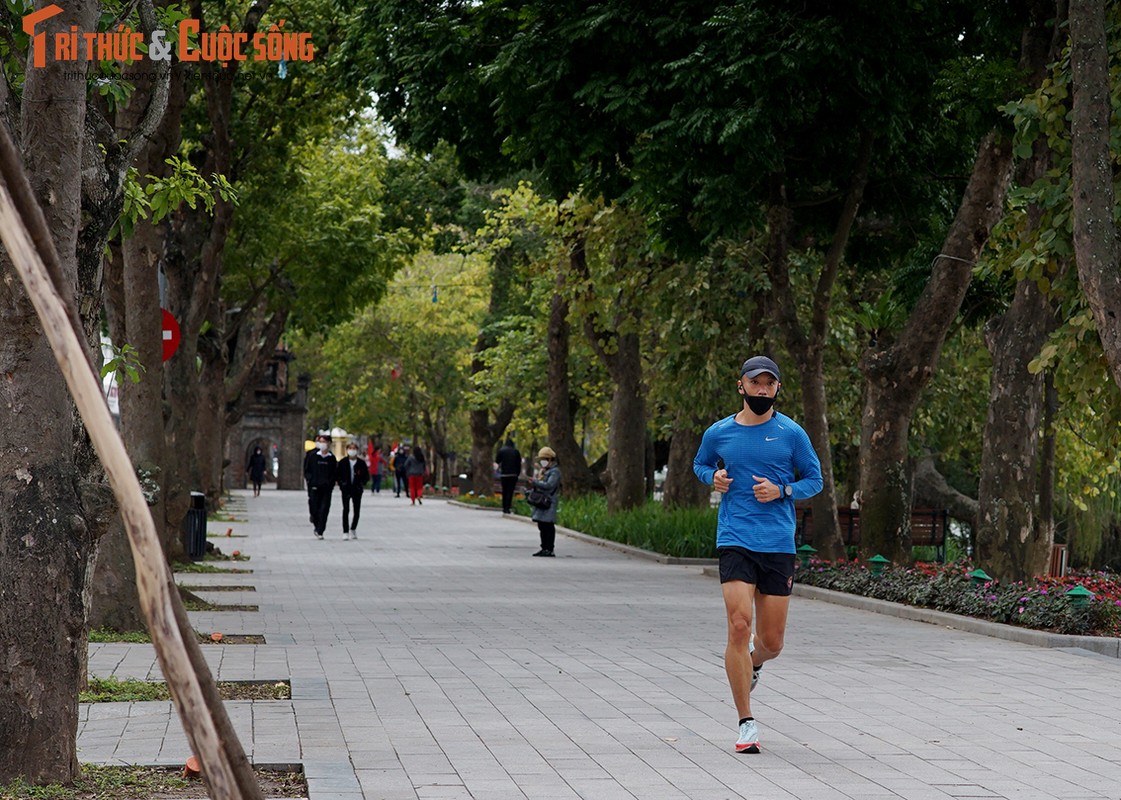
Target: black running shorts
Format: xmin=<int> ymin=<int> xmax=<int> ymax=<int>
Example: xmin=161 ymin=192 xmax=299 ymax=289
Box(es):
xmin=718 ymin=547 xmax=796 ymax=596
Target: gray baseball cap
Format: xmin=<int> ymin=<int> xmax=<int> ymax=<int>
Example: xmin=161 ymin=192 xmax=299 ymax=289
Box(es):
xmin=740 ymin=355 xmax=781 ymax=380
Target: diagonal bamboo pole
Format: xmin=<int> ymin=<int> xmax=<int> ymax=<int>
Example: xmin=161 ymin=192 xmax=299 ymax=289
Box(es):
xmin=0 ymin=136 xmax=262 ymax=798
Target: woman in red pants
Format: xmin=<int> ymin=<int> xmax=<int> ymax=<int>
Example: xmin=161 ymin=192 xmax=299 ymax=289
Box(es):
xmin=404 ymin=446 xmax=428 ymax=505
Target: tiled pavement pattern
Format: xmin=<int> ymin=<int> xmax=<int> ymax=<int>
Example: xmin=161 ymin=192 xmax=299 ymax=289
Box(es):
xmin=81 ymin=489 xmax=1121 ymax=799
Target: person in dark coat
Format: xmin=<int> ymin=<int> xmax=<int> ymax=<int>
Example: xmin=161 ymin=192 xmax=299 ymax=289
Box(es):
xmin=405 ymin=447 xmax=428 ymax=505
xmin=527 ymin=446 xmax=561 ymax=557
xmin=246 ymin=446 xmax=267 ymax=497
xmin=393 ymin=445 xmax=409 ymax=498
xmin=336 ymin=442 xmax=369 ymax=540
xmin=494 ymin=438 xmax=522 ymax=514
xmin=303 ymin=433 xmax=336 ymax=539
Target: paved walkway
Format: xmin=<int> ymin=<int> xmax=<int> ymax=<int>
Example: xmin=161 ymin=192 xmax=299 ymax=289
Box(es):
xmin=81 ymin=489 xmax=1121 ymax=799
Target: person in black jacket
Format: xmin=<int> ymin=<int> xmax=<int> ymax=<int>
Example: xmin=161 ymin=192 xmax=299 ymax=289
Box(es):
xmin=494 ymin=438 xmax=522 ymax=514
xmin=303 ymin=433 xmax=337 ymax=540
xmin=336 ymin=442 xmax=369 ymax=540
xmin=246 ymin=446 xmax=267 ymax=497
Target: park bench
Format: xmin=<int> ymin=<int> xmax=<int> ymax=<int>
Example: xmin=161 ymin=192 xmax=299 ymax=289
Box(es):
xmin=795 ymin=505 xmax=949 ymax=563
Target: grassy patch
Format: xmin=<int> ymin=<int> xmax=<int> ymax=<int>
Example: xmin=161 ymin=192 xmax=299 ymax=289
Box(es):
xmin=80 ymin=677 xmax=291 ymax=703
xmin=206 ymin=512 xmax=246 ymax=523
xmin=87 ymin=629 xmax=265 ymax=645
xmin=0 ymin=764 xmax=305 ymax=799
xmin=88 ymin=628 xmax=151 ymax=644
xmin=81 ymin=677 xmax=170 ymax=702
xmin=173 ymin=561 xmax=253 ymax=575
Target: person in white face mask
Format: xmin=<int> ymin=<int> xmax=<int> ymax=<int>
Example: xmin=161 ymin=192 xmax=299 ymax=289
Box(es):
xmin=335 ymin=443 xmax=369 ymax=540
xmin=303 ymin=433 xmax=337 ymax=539
xmin=526 ymin=446 xmax=561 ymax=557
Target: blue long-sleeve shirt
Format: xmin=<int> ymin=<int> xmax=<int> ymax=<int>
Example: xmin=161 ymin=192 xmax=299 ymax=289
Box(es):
xmin=693 ymin=411 xmax=823 ymax=554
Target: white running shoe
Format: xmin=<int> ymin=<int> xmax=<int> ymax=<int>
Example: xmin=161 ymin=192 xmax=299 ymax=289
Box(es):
xmin=736 ymin=719 xmax=760 ymax=754
xmin=343 ymin=532 xmax=351 ymax=541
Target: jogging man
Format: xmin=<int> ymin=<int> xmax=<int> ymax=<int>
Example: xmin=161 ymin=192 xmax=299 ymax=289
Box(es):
xmin=693 ymin=355 xmax=823 ymax=754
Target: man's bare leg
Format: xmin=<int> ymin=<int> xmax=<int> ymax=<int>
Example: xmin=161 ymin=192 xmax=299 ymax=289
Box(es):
xmin=751 ymin=592 xmax=791 ymax=669
xmin=722 ymin=579 xmax=756 ymax=718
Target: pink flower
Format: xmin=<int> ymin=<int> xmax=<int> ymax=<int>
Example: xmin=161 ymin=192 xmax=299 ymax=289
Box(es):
xmin=1018 ymin=607 xmax=1025 ymax=614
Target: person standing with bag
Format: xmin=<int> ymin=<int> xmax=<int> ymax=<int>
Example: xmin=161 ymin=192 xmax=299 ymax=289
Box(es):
xmin=526 ymin=446 xmax=561 ymax=557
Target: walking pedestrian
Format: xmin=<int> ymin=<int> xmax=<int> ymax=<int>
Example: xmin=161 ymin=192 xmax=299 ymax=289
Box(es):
xmin=527 ymin=446 xmax=561 ymax=557
xmin=304 ymin=433 xmax=337 ymax=540
xmin=495 ymin=438 xmax=522 ymax=514
xmin=246 ymin=446 xmax=266 ymax=497
xmin=369 ymin=445 xmax=386 ymax=494
xmin=405 ymin=447 xmax=428 ymax=505
xmin=693 ymin=355 xmax=822 ymax=754
xmin=336 ymin=442 xmax=369 ymax=540
xmin=393 ymin=445 xmax=409 ymax=498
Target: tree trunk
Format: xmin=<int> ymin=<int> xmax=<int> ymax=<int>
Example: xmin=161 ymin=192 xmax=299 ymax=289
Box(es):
xmin=913 ymin=454 xmax=979 ymax=529
xmin=976 ymin=278 xmax=1058 ymax=580
xmin=1069 ymin=0 xmax=1121 ymax=393
xmin=1038 ymin=373 xmax=1058 ymax=544
xmin=469 ymin=247 xmax=518 ymax=495
xmin=87 ymin=520 xmax=145 ymax=632
xmin=601 ymin=331 xmax=647 ymax=512
xmin=662 ymin=418 xmax=710 ymax=509
xmin=546 ymin=285 xmax=595 ymax=494
xmin=0 ymin=2 xmax=98 ymax=781
xmin=976 ymin=89 xmax=1065 ymax=582
xmin=196 ymin=326 xmax=229 ymax=508
xmin=858 ymin=132 xmax=1014 ymax=562
xmin=856 ymin=4 xmax=1053 ymax=563
xmin=767 ymin=134 xmax=874 ymax=560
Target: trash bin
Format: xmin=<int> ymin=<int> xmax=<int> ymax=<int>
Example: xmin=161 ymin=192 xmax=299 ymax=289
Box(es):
xmin=184 ymin=491 xmax=207 ymax=560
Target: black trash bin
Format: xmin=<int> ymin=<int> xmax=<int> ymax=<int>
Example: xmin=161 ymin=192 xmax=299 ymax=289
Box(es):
xmin=184 ymin=491 xmax=207 ymax=560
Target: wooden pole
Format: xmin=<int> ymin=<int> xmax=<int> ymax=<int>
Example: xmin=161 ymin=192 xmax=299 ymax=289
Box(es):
xmin=0 ymin=154 xmax=261 ymax=798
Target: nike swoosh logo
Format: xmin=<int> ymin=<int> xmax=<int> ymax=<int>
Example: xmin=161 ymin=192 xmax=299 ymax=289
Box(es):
xmin=765 ymin=437 xmax=778 ymax=441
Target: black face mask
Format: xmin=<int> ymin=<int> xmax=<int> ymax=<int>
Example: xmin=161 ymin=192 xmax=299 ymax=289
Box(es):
xmin=746 ymin=395 xmax=775 ymax=415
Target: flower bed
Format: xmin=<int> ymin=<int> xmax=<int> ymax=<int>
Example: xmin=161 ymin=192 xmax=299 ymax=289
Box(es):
xmin=796 ymin=560 xmax=1121 ymax=637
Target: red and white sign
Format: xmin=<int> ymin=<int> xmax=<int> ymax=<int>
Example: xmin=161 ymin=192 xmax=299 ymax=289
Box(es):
xmin=161 ymin=308 xmax=181 ymax=362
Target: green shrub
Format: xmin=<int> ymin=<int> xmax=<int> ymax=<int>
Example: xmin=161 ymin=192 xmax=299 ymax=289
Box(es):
xmin=555 ymin=495 xmax=720 ymax=559
xmin=797 ymin=560 xmax=1121 ymax=637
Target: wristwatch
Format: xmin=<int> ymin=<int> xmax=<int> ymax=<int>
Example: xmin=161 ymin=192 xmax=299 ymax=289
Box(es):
xmin=783 ymin=484 xmax=793 ymax=499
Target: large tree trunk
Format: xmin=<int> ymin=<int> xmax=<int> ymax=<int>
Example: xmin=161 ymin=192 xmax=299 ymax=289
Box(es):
xmin=1070 ymin=0 xmax=1121 ymax=393
xmin=87 ymin=520 xmax=145 ymax=632
xmin=600 ymin=331 xmax=647 ymax=512
xmin=546 ymin=281 xmax=595 ymax=494
xmin=0 ymin=2 xmax=98 ymax=782
xmin=662 ymin=417 xmax=711 ymax=509
xmin=94 ymin=72 xmax=177 ymax=628
xmin=767 ymin=132 xmax=872 ymax=560
xmin=196 ymin=325 xmax=229 ymax=508
xmin=858 ymin=132 xmax=1013 ymax=562
xmin=857 ymin=4 xmax=1054 ymax=563
xmin=976 ymin=278 xmax=1058 ymax=580
xmin=469 ymin=248 xmax=517 ymax=495
xmin=976 ymin=73 xmax=1066 ymax=582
